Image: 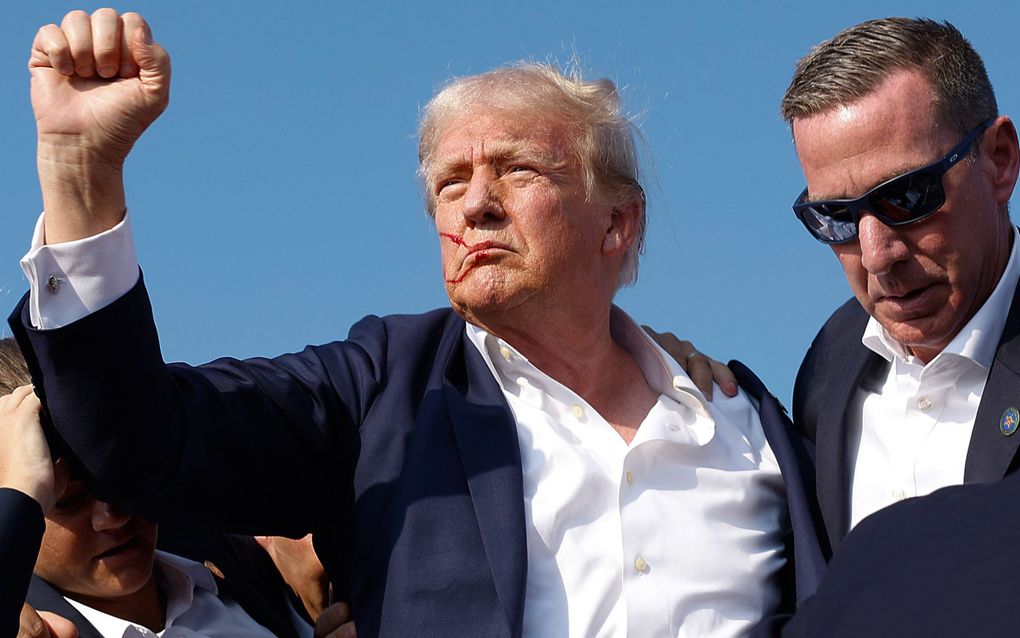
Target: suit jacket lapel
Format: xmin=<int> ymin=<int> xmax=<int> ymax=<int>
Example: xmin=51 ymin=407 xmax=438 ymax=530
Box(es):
xmin=815 ymin=341 xmax=878 ymax=554
xmin=27 ymin=576 xmax=103 ymax=638
xmin=730 ymin=361 xmax=827 ymax=602
xmin=965 ymin=281 xmax=1020 ymax=482
xmin=442 ymin=327 xmax=527 ymax=638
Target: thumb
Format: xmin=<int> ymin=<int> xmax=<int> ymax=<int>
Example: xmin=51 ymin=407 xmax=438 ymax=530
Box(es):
xmin=130 ymin=25 xmax=171 ymax=95
xmin=39 ymin=612 xmax=78 ymax=638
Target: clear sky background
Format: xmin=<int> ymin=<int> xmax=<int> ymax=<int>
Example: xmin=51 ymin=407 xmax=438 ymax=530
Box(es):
xmin=2 ymin=1 xmax=1018 ymax=405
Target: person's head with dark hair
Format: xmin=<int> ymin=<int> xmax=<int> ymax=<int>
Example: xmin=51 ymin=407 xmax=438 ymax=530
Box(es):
xmin=0 ymin=338 xmax=31 ymax=395
xmin=784 ymin=17 xmax=1020 ymax=363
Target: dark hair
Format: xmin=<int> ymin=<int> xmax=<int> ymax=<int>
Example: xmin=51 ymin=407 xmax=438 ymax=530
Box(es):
xmin=0 ymin=338 xmax=30 ymax=395
xmin=781 ymin=17 xmax=997 ymax=135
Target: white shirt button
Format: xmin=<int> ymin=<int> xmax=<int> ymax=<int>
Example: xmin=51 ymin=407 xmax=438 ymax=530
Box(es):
xmin=892 ymin=489 xmax=907 ymax=501
xmin=570 ymin=405 xmax=585 ymax=420
xmin=625 ymin=471 xmax=634 ymax=484
xmin=499 ymin=346 xmax=512 ymax=362
xmin=917 ymin=397 xmax=933 ymax=411
xmin=634 ymin=556 xmax=649 ymax=573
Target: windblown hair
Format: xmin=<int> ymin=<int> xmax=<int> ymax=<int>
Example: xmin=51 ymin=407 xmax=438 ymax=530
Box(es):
xmin=418 ymin=62 xmax=646 ymax=289
xmin=0 ymin=338 xmax=30 ymax=395
xmin=781 ymin=17 xmax=997 ymax=135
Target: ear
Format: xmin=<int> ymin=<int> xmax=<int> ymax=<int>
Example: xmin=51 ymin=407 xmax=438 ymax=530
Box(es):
xmin=983 ymin=115 xmax=1020 ymax=206
xmin=602 ymin=196 xmax=644 ymax=257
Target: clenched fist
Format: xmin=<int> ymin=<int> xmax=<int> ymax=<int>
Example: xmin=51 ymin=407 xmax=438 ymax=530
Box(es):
xmin=30 ymin=9 xmax=170 ymax=243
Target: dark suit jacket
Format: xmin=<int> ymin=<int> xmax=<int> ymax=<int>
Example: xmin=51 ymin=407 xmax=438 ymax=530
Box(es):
xmin=794 ymin=282 xmax=1020 ymax=555
xmin=0 ymin=489 xmax=45 ymax=638
xmin=27 ymin=532 xmax=304 ymax=638
xmin=781 ymin=468 xmax=1020 ymax=637
xmin=10 ymin=277 xmax=823 ymax=636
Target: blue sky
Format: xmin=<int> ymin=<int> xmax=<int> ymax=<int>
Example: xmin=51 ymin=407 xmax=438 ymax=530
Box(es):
xmin=2 ymin=1 xmax=1018 ymax=404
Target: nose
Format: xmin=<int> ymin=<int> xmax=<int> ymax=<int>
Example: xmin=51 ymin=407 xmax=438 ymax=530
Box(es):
xmin=91 ymin=500 xmax=133 ymax=531
xmin=461 ymin=168 xmax=505 ymax=226
xmin=857 ymin=212 xmax=912 ymax=275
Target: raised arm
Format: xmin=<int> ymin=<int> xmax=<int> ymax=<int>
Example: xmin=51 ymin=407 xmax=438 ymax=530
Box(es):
xmin=30 ymin=8 xmax=169 ymax=243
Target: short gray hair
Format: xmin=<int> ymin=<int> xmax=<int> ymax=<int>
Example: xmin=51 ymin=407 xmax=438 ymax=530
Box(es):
xmin=418 ymin=62 xmax=646 ymax=289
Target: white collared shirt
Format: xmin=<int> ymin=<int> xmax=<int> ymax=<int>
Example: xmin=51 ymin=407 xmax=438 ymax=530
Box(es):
xmin=468 ymin=311 xmax=787 ymax=638
xmin=23 ymin=213 xmax=788 ymax=637
xmin=848 ymin=227 xmax=1020 ymax=530
xmin=63 ymin=551 xmax=288 ymax=638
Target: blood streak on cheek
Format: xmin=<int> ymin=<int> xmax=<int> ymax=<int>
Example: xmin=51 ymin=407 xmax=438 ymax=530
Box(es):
xmin=439 ymin=232 xmax=468 ymax=247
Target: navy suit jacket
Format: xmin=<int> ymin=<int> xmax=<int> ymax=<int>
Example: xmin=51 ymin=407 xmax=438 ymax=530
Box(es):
xmin=794 ymin=281 xmax=1020 ymax=555
xmin=0 ymin=489 xmax=45 ymax=638
xmin=781 ymin=467 xmax=1020 ymax=637
xmin=10 ymin=277 xmax=823 ymax=636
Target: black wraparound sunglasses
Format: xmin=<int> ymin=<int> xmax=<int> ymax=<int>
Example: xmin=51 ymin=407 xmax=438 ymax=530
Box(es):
xmin=793 ymin=118 xmax=994 ymax=244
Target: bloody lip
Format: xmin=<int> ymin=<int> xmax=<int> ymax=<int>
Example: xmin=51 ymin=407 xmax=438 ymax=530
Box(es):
xmin=440 ymin=233 xmax=504 ymax=283
xmin=439 ymin=232 xmax=497 ymax=253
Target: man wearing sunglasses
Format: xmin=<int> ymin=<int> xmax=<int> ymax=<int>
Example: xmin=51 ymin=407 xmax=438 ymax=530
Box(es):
xmin=783 ymin=17 xmax=1020 ymax=559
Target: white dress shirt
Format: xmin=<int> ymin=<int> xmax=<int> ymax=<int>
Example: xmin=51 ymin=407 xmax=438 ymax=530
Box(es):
xmin=848 ymin=227 xmax=1020 ymax=530
xmin=468 ymin=313 xmax=787 ymax=638
xmin=64 ymin=551 xmax=286 ymax=638
xmin=23 ymin=211 xmax=788 ymax=637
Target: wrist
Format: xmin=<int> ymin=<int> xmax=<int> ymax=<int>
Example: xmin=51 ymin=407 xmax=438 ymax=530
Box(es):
xmin=0 ymin=473 xmax=52 ymax=513
xmin=37 ymin=139 xmax=127 ymax=243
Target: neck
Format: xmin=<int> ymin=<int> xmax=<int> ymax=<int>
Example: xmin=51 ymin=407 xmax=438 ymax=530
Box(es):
xmin=68 ymin=574 xmax=165 ymax=632
xmin=472 ymin=302 xmax=659 ymax=442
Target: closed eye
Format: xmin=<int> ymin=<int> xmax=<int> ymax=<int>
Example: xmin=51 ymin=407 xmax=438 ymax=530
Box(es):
xmin=506 ymin=164 xmax=536 ymax=174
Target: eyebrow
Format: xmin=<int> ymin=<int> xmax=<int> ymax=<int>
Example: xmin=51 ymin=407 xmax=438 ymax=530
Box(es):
xmin=429 ymin=140 xmax=567 ymax=182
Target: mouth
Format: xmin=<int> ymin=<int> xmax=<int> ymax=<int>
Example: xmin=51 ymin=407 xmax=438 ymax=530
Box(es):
xmin=94 ymin=535 xmax=145 ymax=562
xmin=877 ymin=283 xmax=938 ymax=314
xmin=440 ymin=233 xmax=511 ymax=283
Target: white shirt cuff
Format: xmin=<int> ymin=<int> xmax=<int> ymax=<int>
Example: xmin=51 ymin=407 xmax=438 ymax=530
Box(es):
xmin=20 ymin=212 xmax=140 ymax=329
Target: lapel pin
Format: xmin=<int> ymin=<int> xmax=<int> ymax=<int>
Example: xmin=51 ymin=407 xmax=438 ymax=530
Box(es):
xmin=1000 ymin=407 xmax=1019 ymax=436
xmin=203 ymin=560 xmax=226 ymax=580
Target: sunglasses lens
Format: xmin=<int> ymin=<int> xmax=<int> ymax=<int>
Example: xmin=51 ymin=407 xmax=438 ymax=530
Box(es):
xmin=797 ymin=202 xmax=858 ymax=243
xmin=870 ymin=170 xmax=945 ymax=223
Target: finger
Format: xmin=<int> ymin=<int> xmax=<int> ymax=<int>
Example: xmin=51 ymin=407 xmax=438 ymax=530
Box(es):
xmin=29 ymin=24 xmax=73 ymax=75
xmin=117 ymin=12 xmax=144 ymax=77
xmin=711 ymin=360 xmax=739 ymax=397
xmin=60 ymin=10 xmax=95 ymax=78
xmin=685 ymin=354 xmax=715 ymax=401
xmin=38 ymin=612 xmax=78 ymax=638
xmin=130 ymin=23 xmax=172 ymax=100
xmin=6 ymin=384 xmax=36 ymax=408
xmin=90 ymin=8 xmax=121 ymax=78
xmin=314 ymin=602 xmax=352 ymax=637
xmin=337 ymin=621 xmax=357 ymax=638
xmin=19 ymin=603 xmax=46 ymax=638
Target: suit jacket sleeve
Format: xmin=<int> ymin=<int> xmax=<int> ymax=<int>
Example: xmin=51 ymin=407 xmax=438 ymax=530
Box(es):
xmin=0 ymin=488 xmax=45 ymax=638
xmin=8 ymin=275 xmax=386 ymax=539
